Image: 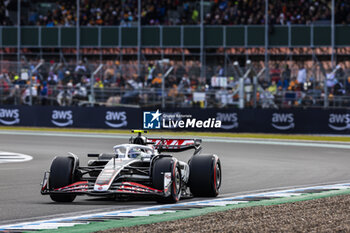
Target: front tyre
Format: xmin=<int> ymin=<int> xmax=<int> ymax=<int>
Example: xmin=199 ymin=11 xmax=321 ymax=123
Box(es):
xmin=49 ymin=156 xmax=77 ymax=202
xmin=152 ymin=157 xmax=181 ymax=203
xmin=189 ymin=154 xmax=221 ymax=197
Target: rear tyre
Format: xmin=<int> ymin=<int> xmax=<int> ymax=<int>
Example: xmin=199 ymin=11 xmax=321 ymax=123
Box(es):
xmin=152 ymin=157 xmax=181 ymax=203
xmin=189 ymin=155 xmax=221 ymax=197
xmin=49 ymin=156 xmax=77 ymax=202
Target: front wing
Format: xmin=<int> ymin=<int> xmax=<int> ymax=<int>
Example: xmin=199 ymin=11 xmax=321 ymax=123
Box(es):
xmin=41 ymin=172 xmax=171 ymax=197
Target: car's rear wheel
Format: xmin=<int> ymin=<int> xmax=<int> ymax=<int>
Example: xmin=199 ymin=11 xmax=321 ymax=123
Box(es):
xmin=49 ymin=156 xmax=77 ymax=202
xmin=189 ymin=154 xmax=221 ymax=197
xmin=152 ymin=157 xmax=181 ymax=203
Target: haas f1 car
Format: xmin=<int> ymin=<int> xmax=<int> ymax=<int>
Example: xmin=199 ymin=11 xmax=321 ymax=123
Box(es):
xmin=41 ymin=130 xmax=222 ymax=203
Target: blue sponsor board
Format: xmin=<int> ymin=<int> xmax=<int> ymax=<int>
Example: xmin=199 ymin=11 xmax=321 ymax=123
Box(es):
xmin=1 ymin=105 xmax=350 ymax=134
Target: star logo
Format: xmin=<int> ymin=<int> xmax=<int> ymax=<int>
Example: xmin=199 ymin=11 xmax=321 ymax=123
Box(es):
xmin=150 ymin=109 xmax=162 ymax=122
xmin=143 ymin=110 xmax=162 ymax=129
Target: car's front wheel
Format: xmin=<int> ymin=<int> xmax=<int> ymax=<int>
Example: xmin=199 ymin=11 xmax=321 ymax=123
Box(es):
xmin=152 ymin=157 xmax=181 ymax=203
xmin=49 ymin=156 xmax=77 ymax=202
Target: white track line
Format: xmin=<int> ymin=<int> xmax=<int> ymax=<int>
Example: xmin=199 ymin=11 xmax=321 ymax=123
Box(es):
xmin=0 ymin=151 xmax=33 ymax=164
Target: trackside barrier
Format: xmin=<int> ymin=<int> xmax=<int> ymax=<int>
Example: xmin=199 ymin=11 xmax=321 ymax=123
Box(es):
xmin=1 ymin=105 xmax=350 ymax=134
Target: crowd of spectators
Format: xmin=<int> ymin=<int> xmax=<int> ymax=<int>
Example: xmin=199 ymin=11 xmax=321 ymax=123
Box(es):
xmin=2 ymin=0 xmax=350 ymax=26
xmin=25 ymin=0 xmax=200 ymax=26
xmin=207 ymin=0 xmax=332 ymax=25
xmin=258 ymin=62 xmax=350 ymax=108
xmin=1 ymin=59 xmax=350 ymax=108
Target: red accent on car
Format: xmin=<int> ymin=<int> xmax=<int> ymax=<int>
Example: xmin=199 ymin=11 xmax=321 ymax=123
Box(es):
xmin=54 ymin=181 xmax=88 ymax=191
xmin=213 ymin=156 xmax=218 ymax=194
xmin=173 ymin=161 xmax=179 ymax=201
xmin=147 ymin=139 xmax=195 ymax=149
xmin=121 ymin=182 xmax=163 ymax=193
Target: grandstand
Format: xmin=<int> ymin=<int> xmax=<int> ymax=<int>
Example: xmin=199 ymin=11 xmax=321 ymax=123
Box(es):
xmin=0 ymin=0 xmax=349 ymax=109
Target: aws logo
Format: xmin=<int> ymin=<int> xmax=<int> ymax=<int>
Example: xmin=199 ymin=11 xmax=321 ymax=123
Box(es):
xmin=328 ymin=114 xmax=350 ymax=131
xmin=0 ymin=108 xmax=20 ymax=125
xmin=105 ymin=111 xmax=127 ymax=128
xmin=51 ymin=110 xmax=73 ymax=127
xmin=271 ymin=113 xmax=294 ymax=130
xmin=216 ymin=113 xmax=238 ymax=129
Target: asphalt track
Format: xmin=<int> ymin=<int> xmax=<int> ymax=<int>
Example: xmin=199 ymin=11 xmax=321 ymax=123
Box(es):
xmin=1 ymin=131 xmax=350 ymax=225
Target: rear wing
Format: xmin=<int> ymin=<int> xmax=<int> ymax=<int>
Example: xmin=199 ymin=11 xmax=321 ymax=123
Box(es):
xmin=146 ymin=138 xmax=202 ymax=153
xmin=129 ymin=130 xmax=202 ymax=153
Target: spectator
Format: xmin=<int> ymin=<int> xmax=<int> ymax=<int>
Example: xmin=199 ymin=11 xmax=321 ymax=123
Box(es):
xmin=0 ymin=75 xmax=10 ymax=102
xmin=121 ymin=75 xmax=141 ymax=104
xmin=115 ymin=72 xmax=125 ymax=88
xmin=326 ymin=68 xmax=337 ymax=90
xmin=178 ymin=74 xmax=191 ymax=94
xmin=260 ymin=88 xmax=276 ymax=108
xmin=75 ymin=61 xmax=87 ymax=74
xmin=39 ymin=81 xmax=48 ymax=105
xmin=104 ymin=62 xmax=116 ymax=87
xmin=288 ymin=77 xmax=298 ymax=91
xmin=270 ymin=64 xmax=281 ymax=83
xmin=166 ymin=75 xmax=177 ymax=88
xmin=333 ymin=79 xmax=345 ymax=106
xmin=216 ymin=87 xmax=230 ymax=107
xmin=277 ymin=78 xmax=289 ymax=90
xmin=146 ymin=63 xmax=156 ymax=85
xmin=280 ymin=64 xmax=291 ymax=89
xmin=175 ymin=62 xmax=186 ymax=83
xmin=297 ymin=64 xmax=307 ymax=89
xmin=267 ymin=81 xmax=277 ymax=95
xmin=151 ymin=73 xmax=162 ymax=88
xmin=168 ymin=84 xmax=178 ymax=99
xmin=47 ymin=72 xmax=58 ymax=85
xmin=216 ymin=65 xmax=224 ymax=76
xmin=190 ymin=74 xmax=199 ymax=89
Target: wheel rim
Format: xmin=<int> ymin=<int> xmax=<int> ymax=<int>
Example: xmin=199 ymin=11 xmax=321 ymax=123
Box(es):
xmin=216 ymin=163 xmax=221 ymax=190
xmin=175 ymin=168 xmax=181 ymax=194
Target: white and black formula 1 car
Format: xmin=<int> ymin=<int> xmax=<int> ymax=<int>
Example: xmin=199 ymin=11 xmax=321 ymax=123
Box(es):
xmin=41 ymin=130 xmax=221 ymax=203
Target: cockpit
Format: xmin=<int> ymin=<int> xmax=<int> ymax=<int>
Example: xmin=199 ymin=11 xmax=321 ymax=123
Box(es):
xmin=113 ymin=144 xmax=155 ymax=159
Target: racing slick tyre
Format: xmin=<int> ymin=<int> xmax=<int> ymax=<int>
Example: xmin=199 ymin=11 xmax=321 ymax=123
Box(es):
xmin=189 ymin=154 xmax=221 ymax=197
xmin=152 ymin=157 xmax=181 ymax=204
xmin=49 ymin=156 xmax=77 ymax=202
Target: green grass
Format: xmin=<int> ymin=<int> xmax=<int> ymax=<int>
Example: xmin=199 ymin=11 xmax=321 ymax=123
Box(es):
xmin=1 ymin=126 xmax=350 ymax=142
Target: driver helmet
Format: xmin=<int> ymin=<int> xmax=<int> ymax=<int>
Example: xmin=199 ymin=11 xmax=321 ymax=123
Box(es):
xmin=129 ymin=148 xmax=141 ymax=158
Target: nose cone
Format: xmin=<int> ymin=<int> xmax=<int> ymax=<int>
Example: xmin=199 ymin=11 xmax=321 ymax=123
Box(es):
xmin=94 ymin=184 xmax=109 ymax=192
